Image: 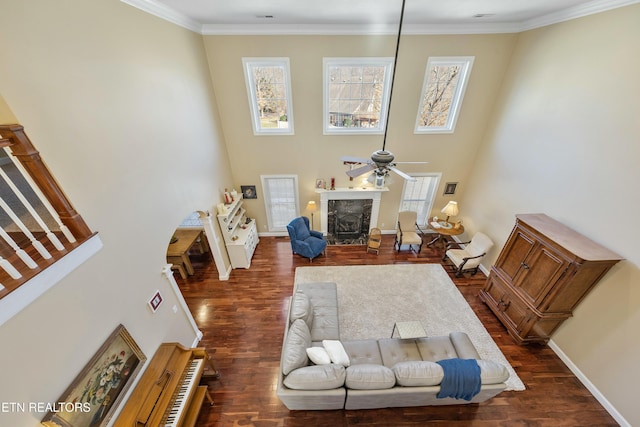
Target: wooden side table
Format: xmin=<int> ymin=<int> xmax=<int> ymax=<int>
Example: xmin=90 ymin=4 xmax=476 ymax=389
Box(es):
xmin=167 ymin=229 xmax=208 ymax=277
xmin=426 ymin=221 xmax=464 ymax=249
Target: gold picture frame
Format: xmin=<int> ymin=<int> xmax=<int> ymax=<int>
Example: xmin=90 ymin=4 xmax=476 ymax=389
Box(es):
xmin=41 ymin=324 xmax=146 ymax=427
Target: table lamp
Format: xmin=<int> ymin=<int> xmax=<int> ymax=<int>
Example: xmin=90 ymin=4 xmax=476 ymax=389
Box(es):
xmin=306 ymin=201 xmax=318 ymax=230
xmin=441 ymin=201 xmax=459 ymax=224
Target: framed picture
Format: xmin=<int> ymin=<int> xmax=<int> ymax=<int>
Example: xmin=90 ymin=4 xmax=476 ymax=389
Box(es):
xmin=41 ymin=325 xmax=146 ymax=427
xmin=241 ymin=185 xmax=257 ymax=199
xmin=315 ymin=179 xmax=325 ymax=189
xmin=444 ymin=182 xmax=458 ymax=195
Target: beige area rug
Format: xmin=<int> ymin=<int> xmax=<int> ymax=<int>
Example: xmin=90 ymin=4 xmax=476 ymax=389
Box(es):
xmin=294 ymin=264 xmax=525 ymax=391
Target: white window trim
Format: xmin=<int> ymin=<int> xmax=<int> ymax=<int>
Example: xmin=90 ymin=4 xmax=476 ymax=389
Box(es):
xmin=242 ymin=57 xmax=295 ymax=136
xmin=414 ymin=57 xmax=474 ymax=134
xmin=323 ymin=57 xmax=394 ymax=135
xmin=399 ymin=173 xmax=442 ymax=227
xmin=260 ymin=174 xmax=300 ymax=233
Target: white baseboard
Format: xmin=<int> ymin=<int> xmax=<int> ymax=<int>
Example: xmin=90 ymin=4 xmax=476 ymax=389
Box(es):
xmin=258 ymin=231 xmax=289 ymax=237
xmin=547 ymin=340 xmax=630 ymax=427
xmin=219 ymin=265 xmax=232 ymax=281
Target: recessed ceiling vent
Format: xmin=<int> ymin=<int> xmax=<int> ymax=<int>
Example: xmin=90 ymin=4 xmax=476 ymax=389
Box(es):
xmin=473 ymin=13 xmax=495 ymax=18
xmin=256 ymin=15 xmax=275 ymax=19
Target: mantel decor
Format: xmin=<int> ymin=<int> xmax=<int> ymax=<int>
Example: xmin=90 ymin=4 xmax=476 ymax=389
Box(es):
xmin=41 ymin=324 xmax=146 ymax=427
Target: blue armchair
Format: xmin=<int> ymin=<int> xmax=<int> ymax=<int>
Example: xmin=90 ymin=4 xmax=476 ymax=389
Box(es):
xmin=286 ymin=216 xmax=327 ymax=262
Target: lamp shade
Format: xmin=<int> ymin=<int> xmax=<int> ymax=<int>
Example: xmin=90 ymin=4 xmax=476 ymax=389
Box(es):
xmin=441 ymin=201 xmax=459 ymax=218
xmin=306 ymin=201 xmax=318 ymax=212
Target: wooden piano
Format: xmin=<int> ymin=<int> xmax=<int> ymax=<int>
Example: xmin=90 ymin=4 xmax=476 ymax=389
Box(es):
xmin=114 ymin=343 xmax=218 ymax=427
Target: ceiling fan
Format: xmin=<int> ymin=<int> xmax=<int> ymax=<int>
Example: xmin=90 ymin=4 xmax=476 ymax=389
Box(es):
xmin=340 ymin=0 xmax=427 ymax=188
xmin=342 ymin=151 xmax=426 ymax=188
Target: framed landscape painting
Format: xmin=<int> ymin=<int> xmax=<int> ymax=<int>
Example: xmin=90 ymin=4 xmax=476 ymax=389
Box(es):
xmin=41 ymin=324 xmax=146 ymax=427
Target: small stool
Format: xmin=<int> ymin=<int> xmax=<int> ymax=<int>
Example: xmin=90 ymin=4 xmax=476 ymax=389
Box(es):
xmin=367 ymin=228 xmax=382 ymax=254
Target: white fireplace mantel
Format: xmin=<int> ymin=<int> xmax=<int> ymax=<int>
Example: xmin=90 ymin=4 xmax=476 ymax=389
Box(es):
xmin=315 ymin=187 xmax=388 ymax=235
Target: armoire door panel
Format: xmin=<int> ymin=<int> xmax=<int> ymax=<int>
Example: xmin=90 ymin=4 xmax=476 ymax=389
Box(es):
xmin=514 ymin=245 xmax=570 ymax=306
xmin=495 ymin=229 xmax=535 ymax=281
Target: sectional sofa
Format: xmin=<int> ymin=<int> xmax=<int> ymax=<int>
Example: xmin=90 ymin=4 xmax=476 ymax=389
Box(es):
xmin=276 ymin=281 xmax=510 ymax=410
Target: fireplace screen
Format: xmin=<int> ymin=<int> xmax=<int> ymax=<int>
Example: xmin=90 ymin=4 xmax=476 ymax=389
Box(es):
xmin=327 ymin=199 xmax=372 ymax=244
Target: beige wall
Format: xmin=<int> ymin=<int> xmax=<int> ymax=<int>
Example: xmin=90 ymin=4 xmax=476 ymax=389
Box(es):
xmin=462 ymin=5 xmax=640 ymax=425
xmin=0 ymin=95 xmax=17 ymax=123
xmin=1 ymin=0 xmax=637 ymax=424
xmin=203 ymin=33 xmax=517 ymax=232
xmin=0 ymin=0 xmax=232 ymax=425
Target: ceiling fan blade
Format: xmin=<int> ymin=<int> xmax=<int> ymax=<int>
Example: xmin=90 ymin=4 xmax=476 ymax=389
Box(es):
xmin=389 ymin=165 xmax=417 ymax=181
xmin=341 ymin=155 xmax=371 ymax=164
xmin=394 ymin=161 xmax=429 ymax=164
xmin=346 ymin=163 xmax=375 ymax=178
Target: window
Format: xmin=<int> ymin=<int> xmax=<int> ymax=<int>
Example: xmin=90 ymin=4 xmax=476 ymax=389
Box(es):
xmin=323 ymin=57 xmax=394 ymax=135
xmin=261 ymin=175 xmax=299 ymax=232
xmin=399 ymin=174 xmax=441 ymax=226
xmin=242 ymin=58 xmax=294 ymax=135
xmin=415 ymin=57 xmax=474 ymax=134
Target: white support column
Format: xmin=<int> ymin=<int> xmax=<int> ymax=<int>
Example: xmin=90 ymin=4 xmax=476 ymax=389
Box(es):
xmin=161 ymin=264 xmax=203 ymax=347
xmin=198 ymin=210 xmax=231 ymax=281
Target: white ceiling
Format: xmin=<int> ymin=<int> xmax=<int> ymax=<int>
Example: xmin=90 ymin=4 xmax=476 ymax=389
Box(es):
xmin=122 ymin=0 xmax=639 ymax=34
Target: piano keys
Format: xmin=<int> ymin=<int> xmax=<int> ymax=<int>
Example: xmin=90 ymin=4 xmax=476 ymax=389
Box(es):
xmin=163 ymin=358 xmax=203 ymax=426
xmin=114 ymin=343 xmax=218 ymax=427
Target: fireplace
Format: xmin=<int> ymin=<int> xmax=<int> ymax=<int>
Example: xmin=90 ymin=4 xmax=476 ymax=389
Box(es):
xmin=316 ymin=187 xmax=387 ymax=245
xmin=327 ymin=199 xmax=372 ymax=243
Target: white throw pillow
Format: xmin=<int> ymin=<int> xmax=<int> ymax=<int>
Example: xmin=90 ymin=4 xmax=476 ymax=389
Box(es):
xmin=306 ymin=347 xmax=332 ymax=365
xmin=322 ymin=340 xmax=350 ymax=367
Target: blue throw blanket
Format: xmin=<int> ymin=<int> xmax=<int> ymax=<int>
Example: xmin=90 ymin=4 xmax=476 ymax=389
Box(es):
xmin=436 ymin=358 xmax=482 ymax=401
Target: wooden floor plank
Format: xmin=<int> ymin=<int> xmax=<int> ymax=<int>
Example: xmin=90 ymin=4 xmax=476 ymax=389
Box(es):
xmin=176 ymin=235 xmax=618 ymax=426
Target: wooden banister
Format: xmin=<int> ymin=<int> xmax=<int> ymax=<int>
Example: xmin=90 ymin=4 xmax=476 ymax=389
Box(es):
xmin=0 ymin=124 xmax=91 ymax=239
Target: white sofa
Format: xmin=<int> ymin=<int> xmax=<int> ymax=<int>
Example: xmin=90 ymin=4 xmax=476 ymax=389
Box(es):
xmin=277 ymin=282 xmax=510 ymax=410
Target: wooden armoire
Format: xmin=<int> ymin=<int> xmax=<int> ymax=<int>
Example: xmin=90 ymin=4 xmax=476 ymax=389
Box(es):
xmin=479 ymin=214 xmax=623 ymax=344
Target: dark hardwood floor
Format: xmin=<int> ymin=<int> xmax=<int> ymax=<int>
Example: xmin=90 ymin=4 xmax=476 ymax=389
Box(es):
xmin=177 ymin=235 xmax=618 ymax=426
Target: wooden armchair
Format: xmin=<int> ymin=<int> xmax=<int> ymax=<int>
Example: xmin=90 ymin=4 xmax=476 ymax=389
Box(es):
xmin=395 ymin=211 xmax=424 ymax=253
xmin=442 ymin=232 xmax=493 ymax=276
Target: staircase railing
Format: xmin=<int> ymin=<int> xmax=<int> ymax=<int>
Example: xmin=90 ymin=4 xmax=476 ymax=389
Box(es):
xmin=0 ymin=124 xmax=94 ymax=298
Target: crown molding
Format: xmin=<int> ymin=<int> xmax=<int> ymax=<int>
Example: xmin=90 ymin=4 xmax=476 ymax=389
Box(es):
xmin=122 ymin=0 xmax=640 ymax=36
xmin=201 ymin=22 xmax=523 ymax=36
xmin=519 ymin=0 xmax=640 ymax=31
xmin=201 ymin=23 xmax=398 ymax=36
xmin=120 ymin=0 xmax=203 ymax=33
